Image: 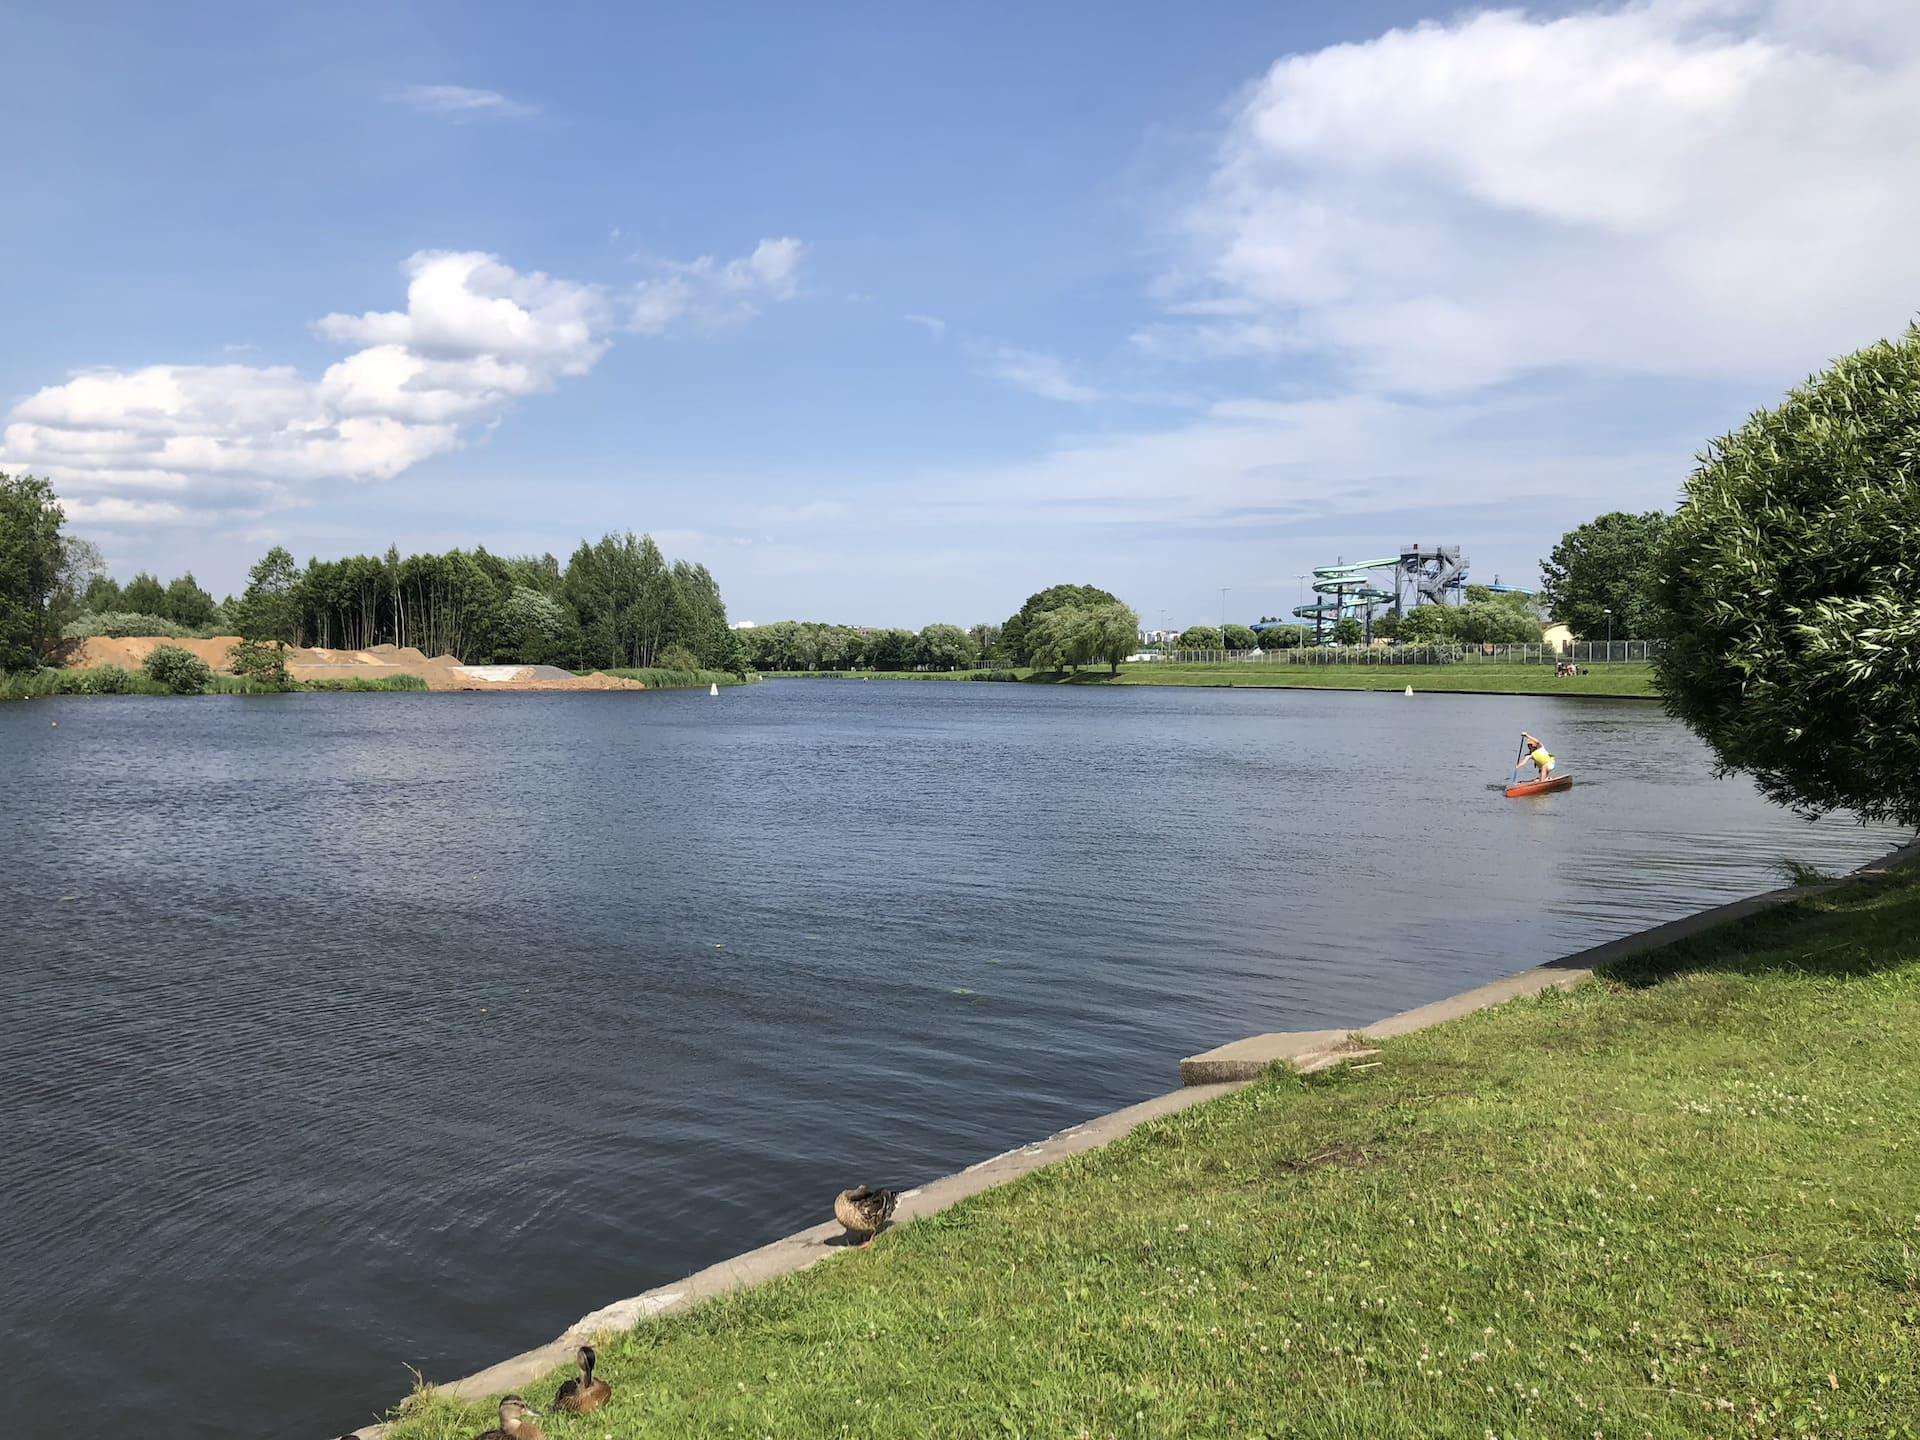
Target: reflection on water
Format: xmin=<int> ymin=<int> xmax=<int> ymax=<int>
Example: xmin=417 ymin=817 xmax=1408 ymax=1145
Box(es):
xmin=0 ymin=681 xmax=1898 ymax=1438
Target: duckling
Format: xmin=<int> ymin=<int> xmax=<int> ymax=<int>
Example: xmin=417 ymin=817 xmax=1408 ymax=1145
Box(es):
xmin=834 ymin=1184 xmax=901 ymax=1244
xmin=473 ymin=1395 xmax=544 ymax=1440
xmin=553 ymin=1343 xmax=612 ymax=1414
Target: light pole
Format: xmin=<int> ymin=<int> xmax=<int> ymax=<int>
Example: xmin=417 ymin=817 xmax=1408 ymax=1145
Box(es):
xmin=1220 ymin=587 xmax=1231 ymax=656
xmin=1603 ymin=607 xmax=1613 ymax=661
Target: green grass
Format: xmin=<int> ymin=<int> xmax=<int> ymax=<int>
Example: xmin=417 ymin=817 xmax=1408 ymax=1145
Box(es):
xmin=593 ymin=668 xmax=758 ymax=689
xmin=1065 ymin=662 xmax=1657 ymax=698
xmin=1 ymin=668 xmax=430 ymax=698
xmin=293 ymin=674 xmax=430 ymax=692
xmin=761 ymin=663 xmax=1656 ymax=697
xmin=380 ymin=850 xmax=1919 ymax=1439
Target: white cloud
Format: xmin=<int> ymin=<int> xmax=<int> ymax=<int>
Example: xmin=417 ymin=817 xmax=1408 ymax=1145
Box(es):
xmin=1171 ymin=0 xmax=1920 ymax=391
xmin=628 ymin=237 xmax=807 ymax=333
xmin=391 ymin=84 xmax=539 ymax=120
xmin=976 ymin=345 xmax=1100 ymax=403
xmin=2 ymin=242 xmax=798 ymax=528
xmin=903 ymin=313 xmax=947 ymax=340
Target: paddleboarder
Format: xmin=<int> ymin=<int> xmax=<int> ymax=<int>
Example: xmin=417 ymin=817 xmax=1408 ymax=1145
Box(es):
xmin=1516 ymin=731 xmax=1555 ymax=781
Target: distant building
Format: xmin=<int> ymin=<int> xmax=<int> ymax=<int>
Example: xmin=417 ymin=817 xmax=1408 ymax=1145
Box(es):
xmin=729 ymin=620 xmax=757 ymax=630
xmin=1540 ymin=621 xmax=1573 ymax=652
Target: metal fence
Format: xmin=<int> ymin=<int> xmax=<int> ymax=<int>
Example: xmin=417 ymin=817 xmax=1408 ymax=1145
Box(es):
xmin=1139 ymin=640 xmax=1657 ymax=667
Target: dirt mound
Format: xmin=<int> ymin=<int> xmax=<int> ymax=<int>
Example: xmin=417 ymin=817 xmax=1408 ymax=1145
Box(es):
xmin=73 ymin=635 xmax=242 ymax=671
xmin=64 ymin=635 xmax=648 ymax=693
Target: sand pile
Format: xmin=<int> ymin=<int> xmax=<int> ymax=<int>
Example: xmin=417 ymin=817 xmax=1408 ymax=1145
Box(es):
xmin=72 ymin=635 xmax=243 ymax=670
xmin=66 ymin=635 xmax=646 ymax=692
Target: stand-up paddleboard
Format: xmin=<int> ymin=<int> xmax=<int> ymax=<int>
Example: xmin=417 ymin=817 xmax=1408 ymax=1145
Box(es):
xmin=1505 ymin=774 xmax=1573 ymax=798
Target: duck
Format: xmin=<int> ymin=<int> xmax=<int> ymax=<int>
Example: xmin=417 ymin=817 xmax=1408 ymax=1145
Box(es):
xmin=473 ymin=1395 xmax=544 ymax=1440
xmin=834 ymin=1184 xmax=901 ymax=1244
xmin=554 ymin=1343 xmax=612 ymax=1414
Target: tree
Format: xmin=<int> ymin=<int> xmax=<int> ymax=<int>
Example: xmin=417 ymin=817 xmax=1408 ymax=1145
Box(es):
xmin=1395 ymin=604 xmax=1460 ymax=643
xmin=1539 ymin=511 xmax=1669 ymax=640
xmin=143 ymin=644 xmax=211 ymax=694
xmin=232 ymin=546 xmax=303 ymax=644
xmin=1656 ymin=325 xmax=1920 ymax=827
xmin=164 ymin=573 xmax=218 ymax=628
xmin=1221 ymin=623 xmax=1257 ymax=651
xmin=866 ymin=628 xmax=917 ymax=671
xmin=228 ymin=637 xmax=291 ymax=689
xmin=1258 ymin=624 xmax=1305 ymax=649
xmin=1332 ymin=617 xmax=1363 ymax=645
xmin=1178 ymin=625 xmax=1221 ymax=650
xmin=967 ymin=622 xmax=1003 ymax=666
xmin=916 ymin=623 xmax=973 ymax=670
xmin=0 ymin=472 xmax=68 ymax=669
xmin=1085 ymin=601 xmax=1142 ymax=674
xmin=1454 ymin=601 xmax=1538 ymax=644
xmin=120 ymin=572 xmax=168 ymax=615
xmin=1003 ymin=583 xmax=1120 ymax=663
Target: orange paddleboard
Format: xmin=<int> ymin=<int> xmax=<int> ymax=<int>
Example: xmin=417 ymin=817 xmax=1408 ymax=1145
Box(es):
xmin=1506 ymin=774 xmax=1573 ymax=798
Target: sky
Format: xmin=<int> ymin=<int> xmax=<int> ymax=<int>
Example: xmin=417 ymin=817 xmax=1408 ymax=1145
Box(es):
xmin=4 ymin=0 xmax=1919 ymax=630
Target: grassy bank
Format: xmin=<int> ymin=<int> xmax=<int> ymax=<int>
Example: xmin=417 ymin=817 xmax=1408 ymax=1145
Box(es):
xmin=1061 ymin=661 xmax=1658 ymax=697
xmin=1 ymin=669 xmax=429 ymax=698
xmin=593 ymin=667 xmax=757 ymax=689
xmin=383 ymin=849 xmax=1918 ymax=1438
xmin=763 ymin=663 xmax=1657 ymax=698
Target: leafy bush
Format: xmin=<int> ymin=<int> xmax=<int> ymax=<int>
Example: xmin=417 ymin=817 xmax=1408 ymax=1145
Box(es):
xmin=81 ymin=664 xmax=135 ymax=694
xmin=1657 ymin=325 xmax=1920 ymax=827
xmin=656 ymin=643 xmax=703 ymax=673
xmin=227 ymin=637 xmax=291 ymax=689
xmin=61 ymin=610 xmax=190 ymax=639
xmin=143 ymin=644 xmax=212 ymax=694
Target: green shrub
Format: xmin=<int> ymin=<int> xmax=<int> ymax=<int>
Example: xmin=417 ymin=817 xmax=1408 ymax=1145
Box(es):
xmin=82 ymin=664 xmax=135 ymax=694
xmin=1657 ymin=324 xmax=1920 ymax=827
xmin=227 ymin=637 xmax=291 ymax=689
xmin=143 ymin=644 xmax=212 ymax=694
xmin=62 ymin=610 xmax=190 ymax=639
xmin=656 ymin=643 xmax=703 ymax=673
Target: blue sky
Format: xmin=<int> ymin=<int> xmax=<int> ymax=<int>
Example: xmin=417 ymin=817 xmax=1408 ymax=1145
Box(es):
xmin=5 ymin=0 xmax=1918 ymax=630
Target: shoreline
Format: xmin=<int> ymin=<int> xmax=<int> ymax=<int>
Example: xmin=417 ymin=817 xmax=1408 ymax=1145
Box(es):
xmin=760 ymin=663 xmax=1658 ymax=699
xmin=339 ymin=830 xmax=1919 ymax=1438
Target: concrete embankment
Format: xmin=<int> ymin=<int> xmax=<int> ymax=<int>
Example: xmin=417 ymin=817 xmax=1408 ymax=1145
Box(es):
xmin=341 ymin=834 xmax=1920 ymax=1438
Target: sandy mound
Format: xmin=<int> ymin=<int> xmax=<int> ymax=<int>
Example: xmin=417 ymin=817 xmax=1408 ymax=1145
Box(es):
xmin=65 ymin=635 xmax=649 ymax=692
xmin=73 ymin=635 xmax=242 ymax=670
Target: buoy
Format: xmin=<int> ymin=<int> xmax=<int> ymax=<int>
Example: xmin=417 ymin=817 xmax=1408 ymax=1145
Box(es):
xmin=1404 ymin=685 xmax=1413 ymax=696
xmin=709 ymin=682 xmax=719 ymax=696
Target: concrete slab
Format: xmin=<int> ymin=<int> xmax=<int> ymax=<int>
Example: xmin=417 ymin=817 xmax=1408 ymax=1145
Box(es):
xmin=1179 ymin=1028 xmax=1362 ymax=1085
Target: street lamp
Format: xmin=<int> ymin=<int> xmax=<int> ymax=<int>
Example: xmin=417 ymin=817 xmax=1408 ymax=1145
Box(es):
xmin=1603 ymin=607 xmax=1613 ymax=660
xmin=1220 ymin=587 xmax=1231 ymax=656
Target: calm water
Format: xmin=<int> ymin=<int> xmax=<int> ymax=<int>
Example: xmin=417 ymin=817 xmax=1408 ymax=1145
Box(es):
xmin=0 ymin=681 xmax=1900 ymax=1438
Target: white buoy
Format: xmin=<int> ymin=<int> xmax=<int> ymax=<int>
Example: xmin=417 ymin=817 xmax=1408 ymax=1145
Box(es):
xmin=1404 ymin=685 xmax=1413 ymax=696
xmin=709 ymin=682 xmax=719 ymax=696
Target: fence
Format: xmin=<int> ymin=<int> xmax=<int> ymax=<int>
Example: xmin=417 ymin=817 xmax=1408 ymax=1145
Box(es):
xmin=1140 ymin=640 xmax=1657 ymax=667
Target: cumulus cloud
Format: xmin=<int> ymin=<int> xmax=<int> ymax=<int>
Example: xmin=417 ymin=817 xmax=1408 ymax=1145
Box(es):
xmin=1168 ymin=0 xmax=1920 ymax=391
xmin=390 ymin=84 xmax=539 ymax=120
xmin=1 ymin=242 xmax=801 ymax=527
xmin=976 ymin=345 xmax=1100 ymax=403
xmin=903 ymin=313 xmax=947 ymax=340
xmin=628 ymin=237 xmax=806 ymax=333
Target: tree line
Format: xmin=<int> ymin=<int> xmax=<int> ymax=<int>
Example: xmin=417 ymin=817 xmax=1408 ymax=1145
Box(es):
xmin=0 ymin=475 xmax=747 ymax=675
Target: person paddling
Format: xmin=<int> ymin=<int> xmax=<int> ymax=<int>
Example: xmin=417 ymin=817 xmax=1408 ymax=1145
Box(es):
xmin=1516 ymin=731 xmax=1555 ymax=781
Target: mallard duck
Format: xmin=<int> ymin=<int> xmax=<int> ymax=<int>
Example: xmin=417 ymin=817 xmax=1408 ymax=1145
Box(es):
xmin=554 ymin=1343 xmax=611 ymax=1414
xmin=834 ymin=1184 xmax=900 ymax=1244
xmin=474 ymin=1395 xmax=544 ymax=1440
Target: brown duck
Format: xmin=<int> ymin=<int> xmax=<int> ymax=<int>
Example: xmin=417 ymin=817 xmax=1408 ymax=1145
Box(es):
xmin=834 ymin=1184 xmax=901 ymax=1244
xmin=554 ymin=1343 xmax=612 ymax=1414
xmin=473 ymin=1396 xmax=544 ymax=1440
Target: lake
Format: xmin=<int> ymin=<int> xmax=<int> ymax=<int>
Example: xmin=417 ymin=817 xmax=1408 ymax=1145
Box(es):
xmin=0 ymin=680 xmax=1899 ymax=1438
